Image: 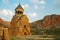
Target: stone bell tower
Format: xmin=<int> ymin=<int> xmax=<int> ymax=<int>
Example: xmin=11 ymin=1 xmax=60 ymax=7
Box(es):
xmin=10 ymin=4 xmax=31 ymax=36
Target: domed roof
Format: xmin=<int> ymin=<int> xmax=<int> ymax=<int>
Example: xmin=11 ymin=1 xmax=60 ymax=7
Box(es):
xmin=15 ymin=4 xmax=24 ymax=10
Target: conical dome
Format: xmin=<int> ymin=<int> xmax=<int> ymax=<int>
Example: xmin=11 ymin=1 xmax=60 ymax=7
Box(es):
xmin=15 ymin=4 xmax=24 ymax=10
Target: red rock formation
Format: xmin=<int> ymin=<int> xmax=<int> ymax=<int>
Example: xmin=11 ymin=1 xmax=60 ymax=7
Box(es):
xmin=0 ymin=18 xmax=4 ymax=25
xmin=0 ymin=18 xmax=10 ymax=28
xmin=43 ymin=15 xmax=51 ymax=27
xmin=31 ymin=14 xmax=60 ymax=29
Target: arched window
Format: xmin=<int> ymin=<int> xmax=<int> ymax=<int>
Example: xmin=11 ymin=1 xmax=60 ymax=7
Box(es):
xmin=24 ymin=32 xmax=27 ymax=35
xmin=18 ymin=11 xmax=20 ymax=14
xmin=16 ymin=11 xmax=23 ymax=14
xmin=20 ymin=11 xmax=23 ymax=14
xmin=24 ymin=25 xmax=26 ymax=28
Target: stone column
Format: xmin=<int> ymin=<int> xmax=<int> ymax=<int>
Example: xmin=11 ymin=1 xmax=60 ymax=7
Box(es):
xmin=4 ymin=28 xmax=9 ymax=40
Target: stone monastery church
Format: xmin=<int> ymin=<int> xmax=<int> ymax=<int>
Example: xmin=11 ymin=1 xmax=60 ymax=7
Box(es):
xmin=10 ymin=4 xmax=31 ymax=36
xmin=0 ymin=4 xmax=31 ymax=40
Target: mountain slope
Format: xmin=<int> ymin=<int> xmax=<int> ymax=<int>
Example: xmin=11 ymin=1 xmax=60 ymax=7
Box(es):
xmin=30 ymin=14 xmax=60 ymax=30
xmin=0 ymin=18 xmax=10 ymax=28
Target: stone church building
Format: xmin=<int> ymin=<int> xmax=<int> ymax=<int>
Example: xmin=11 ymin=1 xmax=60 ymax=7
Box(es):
xmin=10 ymin=4 xmax=31 ymax=36
xmin=0 ymin=4 xmax=31 ymax=40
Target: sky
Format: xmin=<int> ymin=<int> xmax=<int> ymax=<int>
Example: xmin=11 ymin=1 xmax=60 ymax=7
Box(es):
xmin=0 ymin=0 xmax=60 ymax=22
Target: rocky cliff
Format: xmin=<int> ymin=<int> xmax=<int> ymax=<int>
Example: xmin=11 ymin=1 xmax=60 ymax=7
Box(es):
xmin=0 ymin=18 xmax=10 ymax=28
xmin=30 ymin=14 xmax=60 ymax=30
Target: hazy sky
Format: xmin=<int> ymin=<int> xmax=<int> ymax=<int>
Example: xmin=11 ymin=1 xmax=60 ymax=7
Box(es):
xmin=0 ymin=0 xmax=60 ymax=22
